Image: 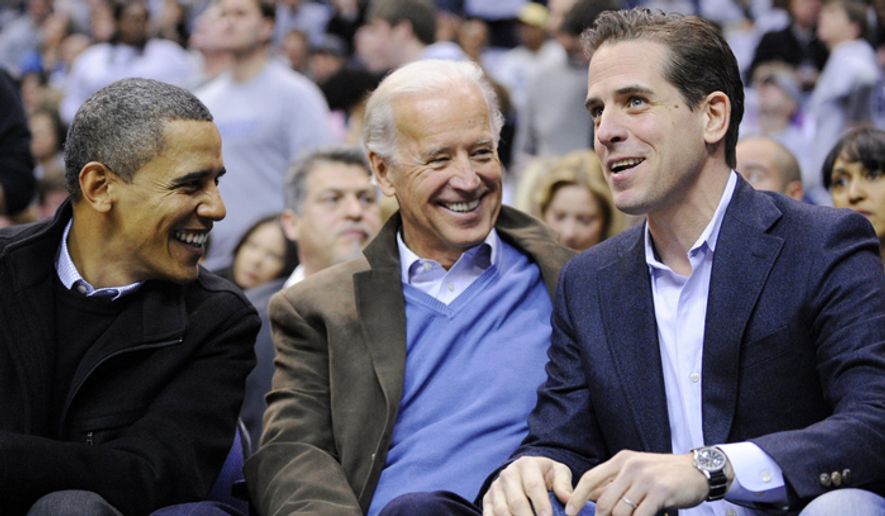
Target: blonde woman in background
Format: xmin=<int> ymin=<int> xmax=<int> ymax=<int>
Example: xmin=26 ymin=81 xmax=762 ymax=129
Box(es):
xmin=530 ymin=150 xmax=627 ymax=251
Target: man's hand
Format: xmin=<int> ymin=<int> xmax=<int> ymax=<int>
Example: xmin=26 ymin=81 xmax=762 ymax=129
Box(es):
xmin=483 ymin=456 xmax=574 ymax=516
xmin=566 ymin=451 xmax=710 ymax=516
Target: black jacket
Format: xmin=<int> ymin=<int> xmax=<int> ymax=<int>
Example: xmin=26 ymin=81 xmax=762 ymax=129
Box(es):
xmin=0 ymin=202 xmax=258 ymax=515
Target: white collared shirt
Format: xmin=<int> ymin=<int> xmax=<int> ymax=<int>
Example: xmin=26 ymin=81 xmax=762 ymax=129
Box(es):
xmin=283 ymin=264 xmax=305 ymax=289
xmin=646 ymin=172 xmax=787 ymax=515
xmin=397 ymin=229 xmax=499 ymax=305
xmin=55 ymin=220 xmax=142 ymax=301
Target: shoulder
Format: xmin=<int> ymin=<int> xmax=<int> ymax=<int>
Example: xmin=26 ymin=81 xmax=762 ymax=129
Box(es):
xmin=270 ymin=256 xmax=371 ymax=318
xmin=496 ymin=206 xmax=575 ymax=269
xmin=570 ymin=223 xmax=642 ymax=273
xmin=181 ymin=268 xmax=259 ymax=320
xmin=0 ymin=217 xmax=57 ymax=257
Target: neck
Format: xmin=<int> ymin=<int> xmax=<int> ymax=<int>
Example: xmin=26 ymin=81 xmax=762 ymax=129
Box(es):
xmin=231 ymin=46 xmax=269 ymax=82
xmin=68 ymin=208 xmax=135 ymax=288
xmin=646 ymin=165 xmax=731 ymax=275
xmin=201 ymin=50 xmax=233 ymax=77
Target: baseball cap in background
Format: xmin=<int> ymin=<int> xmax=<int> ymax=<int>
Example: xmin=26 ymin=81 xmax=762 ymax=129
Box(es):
xmin=518 ymin=2 xmax=549 ymax=28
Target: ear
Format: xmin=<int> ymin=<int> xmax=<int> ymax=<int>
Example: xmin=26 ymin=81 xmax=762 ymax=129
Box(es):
xmin=368 ymin=151 xmax=397 ymax=197
xmin=785 ymin=180 xmax=805 ymax=202
xmin=280 ymin=209 xmax=300 ymax=241
xmin=78 ymin=161 xmax=115 ymax=213
xmin=702 ymin=91 xmax=731 ymax=147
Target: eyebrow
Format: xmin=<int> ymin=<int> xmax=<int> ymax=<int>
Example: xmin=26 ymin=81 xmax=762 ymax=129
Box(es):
xmin=585 ymin=85 xmax=655 ymax=111
xmin=170 ymin=167 xmax=226 ymax=188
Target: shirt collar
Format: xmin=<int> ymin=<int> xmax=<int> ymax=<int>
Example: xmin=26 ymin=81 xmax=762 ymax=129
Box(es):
xmin=56 ymin=219 xmax=143 ymax=301
xmin=644 ymin=171 xmax=738 ymax=269
xmin=397 ymin=228 xmax=499 ymax=284
xmin=283 ymin=264 xmax=305 ymax=288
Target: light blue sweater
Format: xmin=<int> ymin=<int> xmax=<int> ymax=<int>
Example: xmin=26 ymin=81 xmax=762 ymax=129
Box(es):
xmin=368 ymin=239 xmax=553 ymax=514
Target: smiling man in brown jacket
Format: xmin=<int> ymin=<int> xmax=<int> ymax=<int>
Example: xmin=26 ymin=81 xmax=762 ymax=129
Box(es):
xmin=245 ymin=59 xmax=573 ymax=515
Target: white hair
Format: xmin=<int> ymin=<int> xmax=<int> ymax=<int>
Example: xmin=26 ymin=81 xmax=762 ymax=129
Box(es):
xmin=362 ymin=59 xmax=505 ymax=161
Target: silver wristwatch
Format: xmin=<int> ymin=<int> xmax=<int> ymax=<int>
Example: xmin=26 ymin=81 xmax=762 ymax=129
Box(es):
xmin=691 ymin=446 xmax=728 ymax=501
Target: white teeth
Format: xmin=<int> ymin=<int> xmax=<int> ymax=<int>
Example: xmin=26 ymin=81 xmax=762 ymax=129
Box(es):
xmin=611 ymin=158 xmax=644 ymax=172
xmin=445 ymin=199 xmax=481 ymax=213
xmin=174 ymin=231 xmax=208 ymax=247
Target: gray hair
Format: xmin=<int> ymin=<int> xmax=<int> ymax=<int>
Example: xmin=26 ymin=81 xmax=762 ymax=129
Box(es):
xmin=284 ymin=146 xmax=372 ymax=214
xmin=64 ymin=78 xmax=213 ymax=199
xmin=362 ymin=59 xmax=505 ymax=162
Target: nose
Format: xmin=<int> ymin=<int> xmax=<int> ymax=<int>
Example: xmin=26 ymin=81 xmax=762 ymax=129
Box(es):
xmin=559 ymin=218 xmax=578 ymax=244
xmin=594 ymin=109 xmax=627 ymax=150
xmin=449 ymin=154 xmax=482 ymax=191
xmin=847 ymin=178 xmax=867 ymax=204
xmin=198 ymin=184 xmax=226 ymax=221
xmin=342 ymin=194 xmax=365 ymax=219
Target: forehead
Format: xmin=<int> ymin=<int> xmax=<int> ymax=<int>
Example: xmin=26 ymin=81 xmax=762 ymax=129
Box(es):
xmin=737 ymin=139 xmax=778 ymax=165
xmin=586 ymin=39 xmax=671 ymax=96
xmin=392 ymin=85 xmax=493 ymax=151
xmin=305 ymin=161 xmax=372 ymax=192
xmin=221 ymin=0 xmax=260 ymax=14
xmin=136 ymin=120 xmax=223 ymax=178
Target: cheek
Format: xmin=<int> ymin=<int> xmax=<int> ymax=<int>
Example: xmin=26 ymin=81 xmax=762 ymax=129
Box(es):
xmin=830 ymin=191 xmax=849 ymax=208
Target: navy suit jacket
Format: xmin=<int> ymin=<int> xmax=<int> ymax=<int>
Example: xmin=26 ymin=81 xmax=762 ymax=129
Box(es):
xmin=509 ymin=177 xmax=885 ymax=508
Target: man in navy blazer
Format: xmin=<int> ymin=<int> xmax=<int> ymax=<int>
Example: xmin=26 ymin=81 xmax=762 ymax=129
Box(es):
xmin=483 ymin=9 xmax=885 ymax=516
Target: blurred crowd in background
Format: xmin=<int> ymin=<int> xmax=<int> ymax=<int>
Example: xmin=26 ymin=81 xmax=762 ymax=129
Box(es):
xmin=1 ymin=0 xmax=884 ymax=285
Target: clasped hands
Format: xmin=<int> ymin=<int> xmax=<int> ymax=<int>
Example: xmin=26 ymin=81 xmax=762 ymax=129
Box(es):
xmin=482 ymin=451 xmax=717 ymax=516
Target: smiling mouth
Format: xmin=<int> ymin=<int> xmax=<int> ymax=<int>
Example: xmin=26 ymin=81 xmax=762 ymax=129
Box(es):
xmin=174 ymin=230 xmax=209 ymax=248
xmin=442 ymin=198 xmax=482 ymax=213
xmin=610 ymin=158 xmax=644 ymax=173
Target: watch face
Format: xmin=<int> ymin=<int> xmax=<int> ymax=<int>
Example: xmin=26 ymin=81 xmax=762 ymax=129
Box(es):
xmin=696 ymin=447 xmax=727 ymax=471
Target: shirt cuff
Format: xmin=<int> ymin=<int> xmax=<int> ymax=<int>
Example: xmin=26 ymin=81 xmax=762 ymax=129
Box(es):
xmin=718 ymin=441 xmax=788 ymax=505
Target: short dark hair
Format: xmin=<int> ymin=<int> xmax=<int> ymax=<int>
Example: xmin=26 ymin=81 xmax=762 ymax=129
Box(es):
xmin=64 ymin=78 xmax=213 ymax=199
xmin=581 ymin=8 xmax=744 ymax=168
xmin=254 ymin=0 xmax=275 ymax=22
xmin=822 ymin=127 xmax=885 ymax=189
xmin=284 ymin=146 xmax=372 ymax=215
xmin=369 ymin=0 xmax=437 ymax=46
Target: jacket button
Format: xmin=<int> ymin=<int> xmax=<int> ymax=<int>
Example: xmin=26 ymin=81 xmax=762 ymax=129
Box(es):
xmin=831 ymin=471 xmax=842 ymax=487
xmin=819 ymin=473 xmax=831 ymax=487
xmin=842 ymin=469 xmax=851 ymax=484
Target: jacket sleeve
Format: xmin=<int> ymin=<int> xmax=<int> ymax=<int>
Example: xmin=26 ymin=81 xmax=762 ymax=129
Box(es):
xmin=245 ymin=290 xmax=363 ymax=516
xmin=750 ymin=211 xmax=885 ymax=501
xmin=0 ymin=291 xmax=259 ymax=515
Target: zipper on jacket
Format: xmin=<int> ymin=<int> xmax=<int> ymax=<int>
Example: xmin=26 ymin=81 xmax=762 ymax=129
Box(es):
xmin=85 ymin=431 xmax=94 ymax=446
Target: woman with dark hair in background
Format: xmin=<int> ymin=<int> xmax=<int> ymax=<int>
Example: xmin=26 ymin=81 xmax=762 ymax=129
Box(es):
xmin=823 ymin=127 xmax=885 ymax=265
xmin=219 ymin=214 xmax=298 ymax=290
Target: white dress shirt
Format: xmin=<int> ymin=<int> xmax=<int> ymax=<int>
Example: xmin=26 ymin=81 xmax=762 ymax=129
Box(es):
xmin=646 ymin=172 xmax=787 ymax=515
xmin=397 ymin=229 xmax=499 ymax=305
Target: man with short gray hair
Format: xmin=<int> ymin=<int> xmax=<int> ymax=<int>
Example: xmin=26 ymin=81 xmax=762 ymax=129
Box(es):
xmin=245 ymin=59 xmax=572 ymax=515
xmin=0 ymin=78 xmax=258 ymax=515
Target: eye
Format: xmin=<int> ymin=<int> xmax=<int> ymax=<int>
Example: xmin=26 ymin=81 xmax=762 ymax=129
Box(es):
xmin=588 ymin=105 xmax=603 ymax=121
xmin=472 ymin=148 xmax=494 ymax=160
xmin=627 ymin=96 xmax=646 ymax=108
xmin=358 ymin=191 xmax=377 ymax=205
xmin=830 ymin=175 xmax=849 ymax=189
xmin=865 ymin=168 xmax=883 ymax=181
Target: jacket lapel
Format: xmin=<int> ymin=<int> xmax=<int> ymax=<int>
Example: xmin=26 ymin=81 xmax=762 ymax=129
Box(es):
xmin=702 ymin=179 xmax=784 ymax=444
xmin=598 ymin=225 xmax=672 ymax=454
xmin=354 ymin=214 xmax=408 ymax=420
